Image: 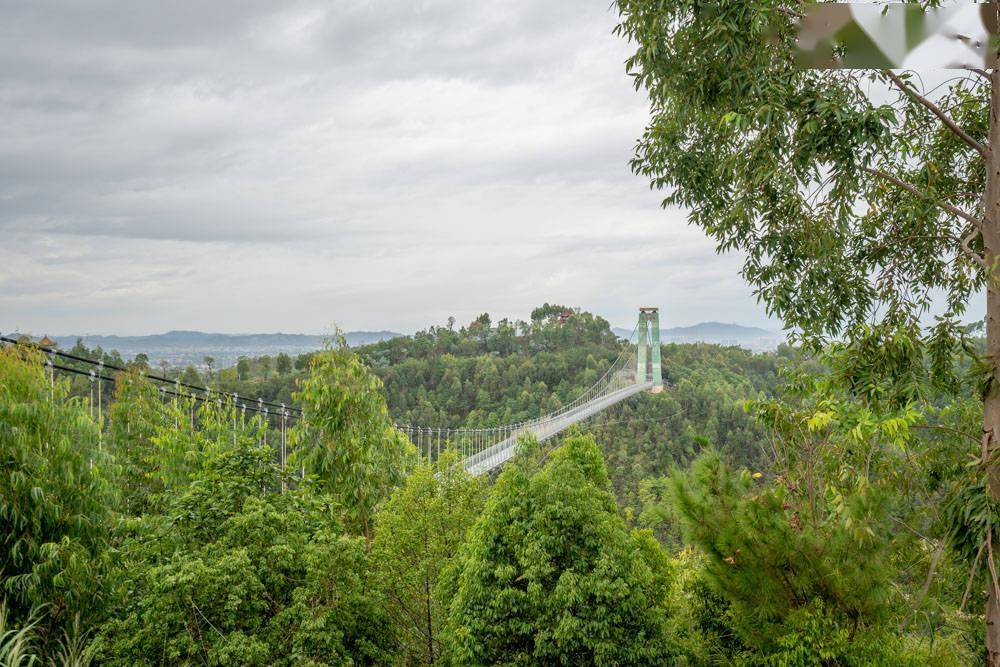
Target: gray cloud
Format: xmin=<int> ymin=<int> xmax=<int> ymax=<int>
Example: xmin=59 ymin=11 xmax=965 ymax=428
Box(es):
xmin=1 ymin=0 xmax=776 ymax=335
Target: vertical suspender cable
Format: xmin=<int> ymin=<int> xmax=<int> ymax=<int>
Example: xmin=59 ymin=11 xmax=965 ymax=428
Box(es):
xmin=97 ymin=361 xmax=103 ymax=449
xmin=46 ymin=353 xmax=54 ymax=402
xmin=174 ymin=379 xmax=184 ymax=427
xmin=282 ymin=408 xmax=288 ymax=493
xmin=89 ymin=370 xmax=95 ymax=419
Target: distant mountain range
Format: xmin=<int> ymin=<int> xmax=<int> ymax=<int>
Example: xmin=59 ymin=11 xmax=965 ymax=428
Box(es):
xmin=37 ymin=330 xmax=401 ymax=368
xmin=612 ymin=321 xmax=784 ymax=351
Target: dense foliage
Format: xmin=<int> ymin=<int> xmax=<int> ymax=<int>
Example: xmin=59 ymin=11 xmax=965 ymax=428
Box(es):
xmin=614 ymin=0 xmax=1000 ymax=659
xmin=0 ymin=346 xmax=112 ymax=642
xmin=372 ymin=453 xmax=487 ymax=664
xmin=69 ymin=306 xmax=780 ymax=530
xmin=1 ymin=304 xmax=990 ymax=664
xmin=99 ymin=442 xmax=395 ymax=665
xmin=444 ymin=432 xmax=681 ymax=665
xmin=359 ymin=308 xmax=782 ymax=530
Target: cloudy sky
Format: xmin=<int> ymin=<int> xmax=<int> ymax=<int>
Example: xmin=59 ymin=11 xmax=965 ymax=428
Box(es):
xmin=1 ymin=0 xmax=773 ymax=336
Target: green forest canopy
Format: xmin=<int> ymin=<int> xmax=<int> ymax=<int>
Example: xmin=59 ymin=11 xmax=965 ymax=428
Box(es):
xmin=0 ymin=304 xmax=987 ymax=663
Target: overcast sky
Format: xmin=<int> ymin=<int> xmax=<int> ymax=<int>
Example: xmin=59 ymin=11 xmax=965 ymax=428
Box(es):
xmin=1 ymin=0 xmax=775 ymax=336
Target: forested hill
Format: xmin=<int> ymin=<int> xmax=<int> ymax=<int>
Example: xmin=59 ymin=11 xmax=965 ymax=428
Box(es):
xmin=50 ymin=303 xmax=787 ymax=526
xmin=355 ymin=304 xmax=786 ymax=523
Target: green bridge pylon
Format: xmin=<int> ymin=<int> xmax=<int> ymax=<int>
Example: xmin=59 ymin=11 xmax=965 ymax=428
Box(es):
xmin=637 ymin=307 xmax=663 ymax=392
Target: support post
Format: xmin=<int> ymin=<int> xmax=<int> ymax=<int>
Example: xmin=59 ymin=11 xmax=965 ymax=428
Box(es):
xmin=637 ymin=314 xmax=649 ymax=384
xmin=650 ymin=308 xmax=662 ymax=391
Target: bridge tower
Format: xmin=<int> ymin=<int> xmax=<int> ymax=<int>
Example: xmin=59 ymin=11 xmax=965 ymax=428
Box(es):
xmin=637 ymin=307 xmax=663 ymax=392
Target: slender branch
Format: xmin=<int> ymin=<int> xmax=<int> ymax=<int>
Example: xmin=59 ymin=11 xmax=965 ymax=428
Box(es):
xmin=988 ymin=530 xmax=1000 ymax=608
xmin=775 ymin=6 xmax=803 ymax=20
xmin=864 ymin=166 xmax=983 ymax=228
xmin=962 ymin=227 xmax=988 ymax=270
xmin=961 ymin=538 xmax=988 ymax=612
xmin=884 ymin=69 xmax=990 ymax=158
xmin=966 ymin=67 xmax=991 ymax=82
xmin=901 ymin=539 xmax=946 ymax=631
xmin=890 ymin=515 xmax=934 ymax=545
xmin=912 ymin=423 xmax=983 ymax=445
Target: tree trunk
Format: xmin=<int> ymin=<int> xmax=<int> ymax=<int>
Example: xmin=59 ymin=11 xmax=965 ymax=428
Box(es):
xmin=425 ymin=576 xmax=435 ymax=664
xmin=984 ymin=66 xmax=1000 ymax=667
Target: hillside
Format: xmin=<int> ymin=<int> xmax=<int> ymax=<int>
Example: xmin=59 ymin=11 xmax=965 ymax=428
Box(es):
xmin=85 ymin=305 xmax=783 ymax=527
xmin=48 ymin=305 xmax=784 ymax=528
xmin=359 ymin=311 xmax=782 ymax=524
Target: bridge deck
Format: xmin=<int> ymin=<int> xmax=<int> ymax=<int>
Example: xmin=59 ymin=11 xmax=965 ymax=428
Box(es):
xmin=463 ymin=381 xmax=654 ymax=475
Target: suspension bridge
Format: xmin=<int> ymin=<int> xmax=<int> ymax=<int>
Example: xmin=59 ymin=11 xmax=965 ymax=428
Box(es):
xmin=1 ymin=307 xmax=666 ymax=476
xmin=403 ymin=307 xmax=664 ymax=474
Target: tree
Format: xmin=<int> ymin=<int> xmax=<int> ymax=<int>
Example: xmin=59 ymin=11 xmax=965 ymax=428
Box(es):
xmin=292 ymin=342 xmax=414 ymax=546
xmin=203 ymin=355 xmax=215 ymax=380
xmin=260 ymin=355 xmax=271 ymax=380
xmin=669 ymin=450 xmax=902 ymax=662
xmin=0 ymin=345 xmax=112 ymax=642
xmin=99 ymin=440 xmax=397 ymax=665
xmin=275 ymin=353 xmax=291 ymax=376
xmin=530 ymin=303 xmax=569 ymax=324
xmin=294 ymin=353 xmax=311 ymax=371
xmin=372 ymin=453 xmax=487 ymax=665
xmin=236 ymin=356 xmax=250 ymax=381
xmin=105 ymin=369 xmax=163 ymax=515
xmin=443 ymin=433 xmax=681 ymax=665
xmin=614 ymin=1 xmax=999 ymax=657
xmin=180 ymin=365 xmax=201 ymax=386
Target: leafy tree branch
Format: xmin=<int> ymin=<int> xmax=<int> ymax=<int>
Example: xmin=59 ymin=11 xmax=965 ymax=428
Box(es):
xmin=884 ymin=69 xmax=989 ymax=159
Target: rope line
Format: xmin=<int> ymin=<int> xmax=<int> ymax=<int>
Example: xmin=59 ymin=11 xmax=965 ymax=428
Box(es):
xmin=0 ymin=338 xmax=296 ymax=421
xmin=0 ymin=335 xmax=299 ymax=414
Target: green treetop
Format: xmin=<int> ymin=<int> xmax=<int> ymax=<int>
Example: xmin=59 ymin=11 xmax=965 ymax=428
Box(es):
xmin=0 ymin=345 xmax=113 ymax=643
xmin=372 ymin=452 xmax=488 ymax=665
xmin=444 ymin=432 xmax=682 ymax=665
xmin=292 ymin=341 xmax=414 ymax=546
